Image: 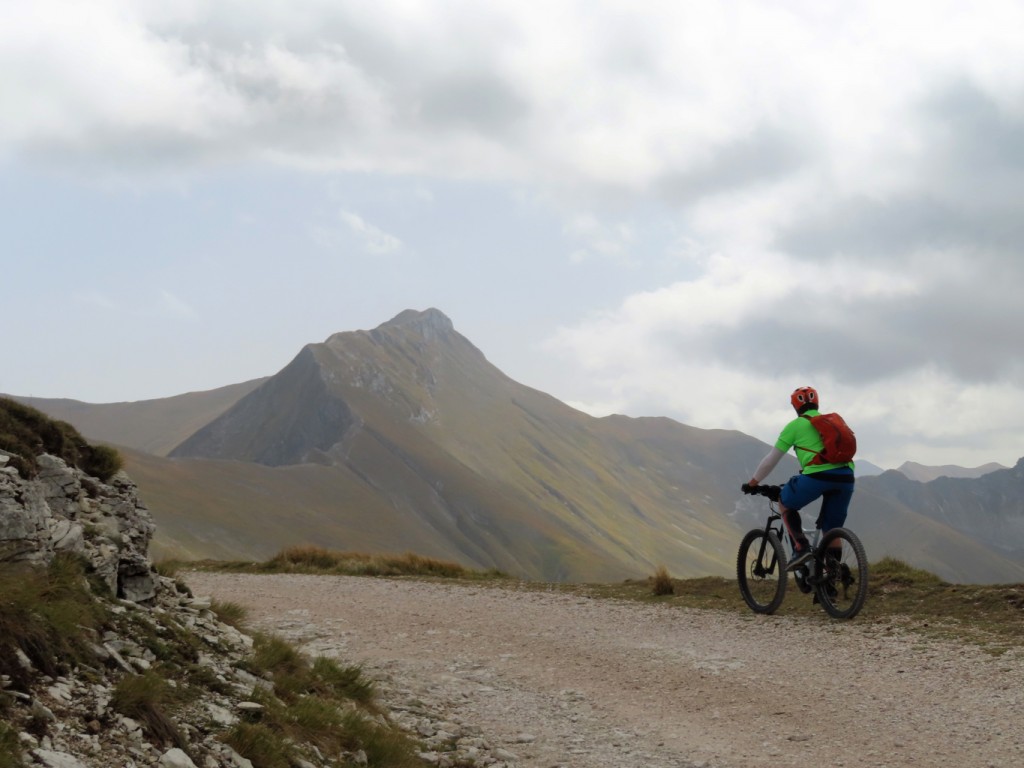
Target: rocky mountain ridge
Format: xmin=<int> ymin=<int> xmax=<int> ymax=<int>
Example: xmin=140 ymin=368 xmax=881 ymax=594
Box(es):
xmin=896 ymin=460 xmax=1009 ymax=483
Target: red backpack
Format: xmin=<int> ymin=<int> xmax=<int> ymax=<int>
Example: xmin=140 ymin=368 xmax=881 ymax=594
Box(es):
xmin=800 ymin=413 xmax=857 ymax=465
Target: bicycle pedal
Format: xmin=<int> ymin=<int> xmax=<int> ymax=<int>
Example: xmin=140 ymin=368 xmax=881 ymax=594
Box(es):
xmin=793 ymin=568 xmax=813 ymax=594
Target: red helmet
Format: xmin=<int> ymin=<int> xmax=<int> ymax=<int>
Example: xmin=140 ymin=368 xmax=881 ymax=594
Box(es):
xmin=790 ymin=386 xmax=818 ymax=411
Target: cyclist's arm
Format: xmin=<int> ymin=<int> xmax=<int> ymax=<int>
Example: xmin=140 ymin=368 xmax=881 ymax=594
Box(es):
xmin=748 ymin=447 xmax=785 ymax=485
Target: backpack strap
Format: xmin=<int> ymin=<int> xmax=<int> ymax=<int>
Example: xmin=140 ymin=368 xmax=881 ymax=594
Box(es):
xmin=796 ymin=415 xmax=824 ymax=465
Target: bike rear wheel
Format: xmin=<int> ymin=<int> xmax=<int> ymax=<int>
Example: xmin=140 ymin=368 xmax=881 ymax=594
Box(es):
xmin=813 ymin=528 xmax=868 ymax=619
xmin=737 ymin=528 xmax=787 ymax=614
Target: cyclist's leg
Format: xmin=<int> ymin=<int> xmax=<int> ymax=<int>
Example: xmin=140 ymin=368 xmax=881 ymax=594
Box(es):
xmin=818 ymin=483 xmax=854 ymax=550
xmin=815 ymin=484 xmax=857 ymax=601
xmin=779 ymin=474 xmax=823 ymax=553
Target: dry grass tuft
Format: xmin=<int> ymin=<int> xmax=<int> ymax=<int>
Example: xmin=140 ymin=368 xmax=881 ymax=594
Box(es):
xmin=0 ymin=554 xmax=108 ymax=687
xmin=650 ymin=565 xmax=675 ymax=596
xmin=110 ymin=671 xmax=188 ymax=748
xmin=252 ymin=546 xmax=498 ymax=579
xmin=209 ymin=600 xmax=248 ymax=629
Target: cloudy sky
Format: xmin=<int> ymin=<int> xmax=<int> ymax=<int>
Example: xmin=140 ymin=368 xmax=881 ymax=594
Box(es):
xmin=4 ymin=0 xmax=1024 ymax=471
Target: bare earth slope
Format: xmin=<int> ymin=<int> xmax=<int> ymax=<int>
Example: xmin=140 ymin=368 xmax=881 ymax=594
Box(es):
xmin=187 ymin=573 xmax=1024 ymax=768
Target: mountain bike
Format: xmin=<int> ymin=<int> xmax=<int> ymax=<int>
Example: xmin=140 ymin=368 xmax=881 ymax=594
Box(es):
xmin=737 ymin=484 xmax=868 ymax=619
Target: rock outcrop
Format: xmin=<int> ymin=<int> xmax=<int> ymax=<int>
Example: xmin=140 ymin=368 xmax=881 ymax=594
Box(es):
xmin=1 ymin=450 xmax=156 ymax=601
xmin=0 ymin=449 xmax=270 ymax=767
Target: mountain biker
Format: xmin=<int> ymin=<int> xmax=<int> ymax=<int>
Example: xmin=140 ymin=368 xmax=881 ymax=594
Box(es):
xmin=741 ymin=386 xmax=855 ymax=580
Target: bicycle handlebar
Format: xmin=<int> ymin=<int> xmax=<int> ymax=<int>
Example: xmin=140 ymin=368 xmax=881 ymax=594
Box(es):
xmin=741 ymin=484 xmax=781 ymax=502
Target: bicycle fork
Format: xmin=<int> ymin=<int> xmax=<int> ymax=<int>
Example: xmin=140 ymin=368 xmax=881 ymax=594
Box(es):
xmin=756 ymin=516 xmax=784 ymax=577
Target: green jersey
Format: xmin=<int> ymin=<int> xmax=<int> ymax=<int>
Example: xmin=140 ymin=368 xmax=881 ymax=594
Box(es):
xmin=775 ymin=409 xmax=855 ymax=474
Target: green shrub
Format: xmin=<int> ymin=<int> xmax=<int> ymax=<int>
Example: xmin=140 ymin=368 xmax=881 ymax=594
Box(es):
xmin=82 ymin=444 xmax=123 ymax=482
xmin=0 ymin=398 xmax=122 ymax=481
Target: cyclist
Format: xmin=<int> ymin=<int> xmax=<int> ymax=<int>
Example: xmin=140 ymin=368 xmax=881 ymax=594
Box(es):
xmin=741 ymin=386 xmax=855 ymax=582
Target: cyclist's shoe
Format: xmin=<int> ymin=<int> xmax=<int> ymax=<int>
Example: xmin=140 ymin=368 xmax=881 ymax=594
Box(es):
xmin=840 ymin=562 xmax=854 ymax=586
xmin=812 ymin=581 xmax=839 ymax=604
xmin=786 ymin=548 xmax=814 ymax=571
xmin=793 ymin=566 xmax=812 ymax=594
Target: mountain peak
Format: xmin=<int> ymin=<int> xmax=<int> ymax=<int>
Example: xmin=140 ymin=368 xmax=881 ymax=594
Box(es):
xmin=381 ymin=308 xmax=455 ymax=338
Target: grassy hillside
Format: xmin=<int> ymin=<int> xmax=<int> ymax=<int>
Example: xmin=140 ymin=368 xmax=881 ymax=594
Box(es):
xmin=12 ymin=379 xmax=265 ymax=457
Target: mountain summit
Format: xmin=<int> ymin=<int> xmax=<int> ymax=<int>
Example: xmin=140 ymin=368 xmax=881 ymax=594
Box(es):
xmin=380 ymin=307 xmax=456 ymax=337
xmin=166 ymin=309 xmax=772 ymax=580
xmin=170 ymin=308 xmax=485 ymax=466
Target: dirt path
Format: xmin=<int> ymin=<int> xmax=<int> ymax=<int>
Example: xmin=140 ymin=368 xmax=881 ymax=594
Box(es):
xmin=186 ymin=573 xmax=1024 ymax=768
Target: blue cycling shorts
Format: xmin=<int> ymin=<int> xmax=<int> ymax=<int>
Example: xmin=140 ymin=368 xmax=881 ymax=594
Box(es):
xmin=779 ymin=468 xmax=855 ymax=532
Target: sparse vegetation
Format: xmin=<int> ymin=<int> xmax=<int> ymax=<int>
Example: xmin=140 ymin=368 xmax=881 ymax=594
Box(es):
xmin=870 ymin=556 xmax=946 ymax=588
xmin=0 ymin=552 xmax=428 ymax=767
xmin=311 ymin=656 xmax=375 ymax=706
xmin=224 ymin=632 xmax=421 ymax=767
xmin=0 ymin=397 xmax=123 ymax=480
xmin=210 ymin=599 xmax=248 ymax=629
xmin=550 ymin=558 xmax=1024 ymax=650
xmin=202 ymin=545 xmax=507 ymax=580
xmin=221 ymin=722 xmax=294 ymax=768
xmin=0 ymin=553 xmax=109 ymax=688
xmin=0 ymin=722 xmax=22 ymax=768
xmin=110 ymin=670 xmax=189 ymax=748
xmin=650 ymin=565 xmax=675 ymax=596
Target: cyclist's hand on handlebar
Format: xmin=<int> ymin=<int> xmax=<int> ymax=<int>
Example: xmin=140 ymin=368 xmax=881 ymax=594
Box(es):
xmin=741 ymin=482 xmax=757 ymax=494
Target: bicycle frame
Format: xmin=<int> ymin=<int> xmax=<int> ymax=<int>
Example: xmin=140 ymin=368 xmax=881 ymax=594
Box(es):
xmin=770 ymin=499 xmax=823 ymax=561
xmin=760 ymin=499 xmax=821 ymax=564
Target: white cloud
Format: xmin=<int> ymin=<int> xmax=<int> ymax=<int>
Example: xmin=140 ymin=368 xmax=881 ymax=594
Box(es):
xmin=544 ymin=250 xmax=1024 ymax=468
xmin=564 ymin=213 xmax=635 ymax=265
xmin=72 ymin=287 xmax=197 ymax=321
xmin=158 ymin=290 xmax=198 ymax=320
xmin=4 ymin=0 xmax=1018 ymax=188
xmin=339 ymin=210 xmax=402 ymax=254
xmin=74 ymin=291 xmax=117 ymax=311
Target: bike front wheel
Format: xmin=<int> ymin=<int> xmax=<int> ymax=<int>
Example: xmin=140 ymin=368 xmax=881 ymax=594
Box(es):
xmin=813 ymin=527 xmax=869 ymax=619
xmin=737 ymin=528 xmax=787 ymax=614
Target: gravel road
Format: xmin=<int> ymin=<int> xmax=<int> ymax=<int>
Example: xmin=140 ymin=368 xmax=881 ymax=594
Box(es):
xmin=186 ymin=573 xmax=1024 ymax=768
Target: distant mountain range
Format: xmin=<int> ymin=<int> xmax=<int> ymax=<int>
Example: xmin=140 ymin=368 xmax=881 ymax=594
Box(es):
xmin=10 ymin=309 xmax=1024 ymax=584
xmin=895 ymin=461 xmax=1008 ymax=483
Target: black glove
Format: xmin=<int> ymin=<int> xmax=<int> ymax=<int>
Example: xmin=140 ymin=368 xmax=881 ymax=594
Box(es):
xmin=741 ymin=482 xmax=756 ymax=494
